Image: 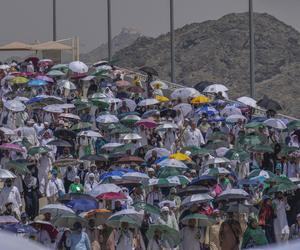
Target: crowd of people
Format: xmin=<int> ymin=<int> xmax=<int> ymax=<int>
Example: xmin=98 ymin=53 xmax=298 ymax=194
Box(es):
xmin=0 ymin=58 xmax=299 ymax=250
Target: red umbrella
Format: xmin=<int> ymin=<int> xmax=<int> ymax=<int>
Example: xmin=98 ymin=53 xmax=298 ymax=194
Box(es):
xmin=96 ymin=192 xmax=127 ymax=200
xmin=30 ymin=221 xmax=58 ymax=240
xmin=116 ymin=80 xmax=131 ymax=87
xmin=0 ymin=143 xmax=25 ymax=153
xmin=116 ymin=156 xmax=145 ymax=164
xmin=70 ymin=72 xmax=88 ymax=79
xmin=135 ymin=119 xmax=158 ymax=129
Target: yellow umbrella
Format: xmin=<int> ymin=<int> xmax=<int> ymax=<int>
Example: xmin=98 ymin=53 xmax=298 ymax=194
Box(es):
xmin=10 ymin=76 xmax=28 ymax=84
xmin=169 ymin=152 xmax=191 ymax=161
xmin=191 ymin=95 xmax=210 ymax=104
xmin=155 ymin=95 xmax=170 ymax=102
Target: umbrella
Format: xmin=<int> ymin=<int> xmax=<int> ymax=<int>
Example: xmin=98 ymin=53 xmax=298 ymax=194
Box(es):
xmin=257 ymin=95 xmax=282 ymax=111
xmin=181 ymin=146 xmax=211 ymax=156
xmin=117 ymin=98 xmax=137 ymax=111
xmin=54 ymin=129 xmax=76 ymax=140
xmin=138 ymin=98 xmax=159 ymax=106
xmin=287 ymin=120 xmax=300 ymax=131
xmin=203 ymin=84 xmax=228 ymax=93
xmin=202 ymin=167 xmax=230 ymax=176
xmin=69 ymin=61 xmax=88 ymax=73
xmin=121 ymin=115 xmax=141 ymax=126
xmin=196 ymin=105 xmax=218 ymax=116
xmin=96 ymin=114 xmax=119 ymax=124
xmin=89 ymin=183 xmax=121 ymax=197
xmin=100 ymin=97 xmax=122 ymax=104
xmin=155 ymin=96 xmax=170 ymax=103
xmin=54 ymin=214 xmax=88 ymax=228
xmin=28 ymin=79 xmax=47 ymax=87
xmin=59 ymin=113 xmax=80 ymax=120
xmin=116 ymin=156 xmax=144 ymax=164
xmin=248 ymin=169 xmax=275 ymax=179
xmin=224 ymin=148 xmax=250 ymax=161
xmin=203 ymin=157 xmax=230 ymax=166
xmin=169 ymin=152 xmax=191 ymax=161
xmin=181 ymin=193 xmax=214 ymax=207
xmin=101 ymin=142 xmax=124 ymax=150
xmin=107 ymin=209 xmax=144 ymax=228
xmin=193 ymin=81 xmax=214 ymax=92
xmin=0 ymin=216 xmax=19 ymax=224
xmin=146 ymin=224 xmax=180 ymax=248
xmin=122 ymin=172 xmax=149 ymax=182
xmin=43 ymin=104 xmax=63 ymax=113
xmin=242 ymin=135 xmax=262 ymax=146
xmin=170 ymin=87 xmax=200 ymax=100
xmin=132 ymin=202 xmax=160 ymax=215
xmin=47 ymin=70 xmax=65 ymax=77
xmin=38 ymin=59 xmax=54 ymax=67
xmin=250 ymin=144 xmax=273 ymax=153
xmin=0 ymin=127 xmax=15 ymax=136
xmin=126 ymin=85 xmax=145 ymax=93
xmin=53 ymin=158 xmax=79 ymax=167
xmin=237 ymin=96 xmax=257 ymax=108
xmin=150 ymin=80 xmax=168 ymax=89
xmin=78 ymin=130 xmax=102 ymax=138
xmin=245 ymin=121 xmax=264 ymax=129
xmin=224 ymin=203 xmax=258 ymax=214
xmin=173 ymin=103 xmax=193 ymax=117
xmin=30 ymin=221 xmax=58 ymax=240
xmin=0 ymin=223 xmax=37 ymax=234
xmin=268 ymin=182 xmax=298 ymax=193
xmin=10 ymin=76 xmax=28 ymax=84
xmin=189 ymin=175 xmax=218 ymax=187
xmin=66 ymin=198 xmax=98 ymax=212
xmin=0 ymin=143 xmax=24 ymax=152
xmin=220 ymin=106 xmax=242 ymax=117
xmin=263 ymin=118 xmax=287 ymax=130
xmin=122 ymin=133 xmax=142 ymax=141
xmin=40 ymin=204 xmax=75 ymax=217
xmin=6 ymin=160 xmax=30 ymax=174
xmin=135 ymin=119 xmax=157 ymax=129
xmin=70 ymin=122 xmax=92 ymax=131
xmin=97 ymin=192 xmax=127 ymax=200
xmin=141 ymin=109 xmax=160 ymax=119
xmin=145 ymin=148 xmax=170 ymax=160
xmin=139 ymin=66 xmax=158 ymax=76
xmin=226 ymin=114 xmax=247 ymax=123
xmin=181 ymin=213 xmax=216 ymax=226
xmin=57 ymin=80 xmax=76 ymax=90
xmin=4 ymin=100 xmax=25 ymax=112
xmin=80 ymin=154 xmax=108 ymax=161
xmin=216 ymin=189 xmax=250 ymax=201
xmin=158 ymin=159 xmax=188 ymax=169
xmin=46 ymin=139 xmax=72 ymax=147
xmin=191 ymin=95 xmax=210 ymax=104
xmin=27 ymin=146 xmax=51 ymax=156
xmin=51 ymin=63 xmax=68 ymax=70
xmin=148 ymin=175 xmax=190 ymax=187
xmin=35 ymin=75 xmax=54 ymax=83
xmin=155 ymin=123 xmax=178 ymax=131
xmin=83 ymin=209 xmax=112 ymax=225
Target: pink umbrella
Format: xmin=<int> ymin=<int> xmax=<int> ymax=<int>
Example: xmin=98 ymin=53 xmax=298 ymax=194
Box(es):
xmin=96 ymin=192 xmax=127 ymax=200
xmin=135 ymin=119 xmax=158 ymax=129
xmin=36 ymin=75 xmax=54 ymax=83
xmin=0 ymin=143 xmax=25 ymax=152
xmin=10 ymin=72 xmax=36 ymax=77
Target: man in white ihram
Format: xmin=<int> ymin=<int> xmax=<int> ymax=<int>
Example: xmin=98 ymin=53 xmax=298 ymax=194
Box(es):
xmin=183 ymin=121 xmax=205 ymax=147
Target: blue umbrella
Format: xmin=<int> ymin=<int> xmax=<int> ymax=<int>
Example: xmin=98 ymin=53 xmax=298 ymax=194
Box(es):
xmin=66 ymin=198 xmax=98 ymax=212
xmin=28 ymin=79 xmax=47 ymax=87
xmin=154 ymin=156 xmax=168 ymax=164
xmin=196 ymin=105 xmax=218 ymax=116
xmin=189 ymin=175 xmax=217 ymax=186
xmin=26 ymin=96 xmax=44 ymax=104
xmin=142 ymin=109 xmax=159 ymax=119
xmin=208 ymin=116 xmax=225 ymax=122
xmin=250 ymin=116 xmax=267 ymax=123
xmin=1 ymin=223 xmax=37 ymax=234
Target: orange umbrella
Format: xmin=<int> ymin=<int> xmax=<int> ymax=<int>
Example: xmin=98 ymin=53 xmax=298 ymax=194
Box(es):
xmin=84 ymin=209 xmax=112 ymax=225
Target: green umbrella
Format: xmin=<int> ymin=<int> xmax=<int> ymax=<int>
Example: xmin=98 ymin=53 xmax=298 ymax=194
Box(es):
xmin=268 ymin=182 xmax=298 ymax=194
xmin=106 ymin=215 xmax=140 ymax=228
xmin=91 ymin=99 xmax=110 ymax=109
xmin=206 ymin=140 xmax=229 ymax=150
xmin=287 ymin=120 xmax=300 ymax=131
xmin=242 ymin=135 xmax=262 ymax=146
xmin=70 ymin=122 xmax=92 ymax=131
xmin=250 ymin=144 xmax=273 ymax=153
xmin=245 ymin=122 xmax=264 ymax=129
xmin=265 ymin=176 xmax=294 ymax=185
xmin=208 ymin=131 xmax=228 ymax=141
xmin=91 ymin=70 xmax=108 ymax=77
xmin=181 ymin=213 xmax=216 ymax=226
xmin=224 ymin=149 xmax=250 ymax=162
xmin=148 ymin=175 xmax=190 ymax=187
xmin=47 ymin=70 xmax=65 ymax=77
xmin=248 ymin=169 xmax=276 ymax=179
xmin=6 ymin=160 xmax=30 ymax=174
xmin=28 ymin=146 xmax=51 ymax=156
xmin=112 ymin=143 xmax=134 ymax=153
xmin=279 ymin=146 xmax=299 ymax=156
xmin=158 ymin=168 xmax=183 ymax=178
xmin=132 ymin=202 xmax=160 ymax=215
xmin=120 ymin=115 xmax=141 ymax=127
xmin=54 ymin=214 xmax=88 ymax=228
xmin=146 ymin=224 xmax=180 ymax=248
xmin=51 ymin=64 xmax=68 ymax=71
xmin=181 ymin=146 xmax=211 ymax=156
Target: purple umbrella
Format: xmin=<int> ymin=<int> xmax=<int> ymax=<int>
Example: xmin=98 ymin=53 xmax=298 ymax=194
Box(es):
xmin=0 ymin=143 xmax=25 ymax=152
xmin=36 ymin=75 xmax=54 ymax=83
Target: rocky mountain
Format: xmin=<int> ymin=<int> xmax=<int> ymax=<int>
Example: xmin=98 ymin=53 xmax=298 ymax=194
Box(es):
xmin=81 ymin=27 xmax=141 ymax=63
xmin=112 ymin=13 xmax=300 ymax=117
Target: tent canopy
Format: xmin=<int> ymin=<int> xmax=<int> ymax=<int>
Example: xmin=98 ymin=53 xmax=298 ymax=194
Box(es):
xmin=0 ymin=41 xmax=32 ymax=51
xmin=0 ymin=41 xmax=72 ymax=51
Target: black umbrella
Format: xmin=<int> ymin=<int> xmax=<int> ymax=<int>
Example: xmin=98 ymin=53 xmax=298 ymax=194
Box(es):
xmin=193 ymin=81 xmax=215 ymax=92
xmin=47 ymin=139 xmax=72 ymax=147
xmin=257 ymin=95 xmax=282 ymax=111
xmin=54 ymin=129 xmax=76 ymax=140
xmin=139 ymin=66 xmax=158 ymax=76
xmin=80 ymin=154 xmax=108 ymax=161
xmin=160 ymin=108 xmax=177 ymax=118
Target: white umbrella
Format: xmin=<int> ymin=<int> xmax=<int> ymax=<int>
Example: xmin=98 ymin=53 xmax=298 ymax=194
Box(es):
xmin=203 ymin=157 xmax=230 ymax=166
xmin=82 ymin=75 xmax=96 ymax=81
xmin=59 ymin=113 xmax=80 ymax=120
xmin=96 ymin=114 xmax=119 ymax=123
xmin=43 ymin=105 xmax=64 ymax=113
xmin=203 ymin=84 xmax=228 ymax=93
xmin=202 ymin=167 xmax=230 ymax=175
xmin=57 ymin=80 xmax=76 ymax=90
xmin=40 ymin=203 xmax=75 ymax=217
xmin=181 ymin=193 xmax=214 ymax=207
xmin=237 ymin=96 xmax=257 ymax=108
xmin=225 ymin=114 xmax=247 ymax=123
xmin=215 ymin=147 xmax=229 ymax=157
xmin=138 ymin=98 xmax=159 ymax=106
xmin=263 ymin=118 xmax=287 ymax=130
xmin=216 ymin=189 xmax=249 ymax=201
xmin=91 ymin=92 xmax=107 ymax=99
xmin=101 ymin=142 xmax=124 ymax=150
xmin=0 ymin=169 xmax=17 ymax=179
xmin=122 ymin=172 xmax=149 ymax=182
xmin=108 ymin=208 xmax=144 ymax=221
xmin=170 ymin=87 xmax=200 ymax=100
xmin=173 ymin=103 xmax=192 ymax=117
xmin=0 ymin=127 xmax=16 ymax=136
xmin=89 ymin=183 xmax=121 ymax=197
xmin=78 ymin=130 xmax=103 ymax=138
xmin=155 ymin=123 xmax=179 ymax=131
xmin=118 ymin=98 xmax=137 ymax=111
xmin=145 ymin=148 xmax=170 ymax=161
xmin=220 ymin=106 xmax=242 ymax=117
xmin=58 ymin=103 xmax=75 ymax=109
xmin=158 ymin=159 xmax=188 ymax=169
xmin=4 ymin=100 xmax=25 ymax=112
xmin=122 ymin=133 xmax=142 ymax=141
xmin=150 ymin=80 xmax=168 ymax=89
xmin=69 ymin=61 xmax=88 ymax=73
xmin=13 ymin=96 xmax=29 ymax=103
xmin=101 ymin=97 xmax=122 ymax=104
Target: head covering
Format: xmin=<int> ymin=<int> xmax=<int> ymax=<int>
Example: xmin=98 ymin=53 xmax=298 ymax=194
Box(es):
xmin=161 ymin=206 xmax=169 ymax=213
xmin=148 ymin=168 xmax=155 ymax=172
xmin=88 ymin=173 xmax=95 ymax=178
xmin=51 ymin=169 xmax=58 ymax=176
xmin=297 ymin=213 xmax=300 ymax=219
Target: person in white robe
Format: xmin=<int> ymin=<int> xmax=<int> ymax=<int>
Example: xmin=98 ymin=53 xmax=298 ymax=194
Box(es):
xmin=183 ymin=122 xmax=205 ymax=147
xmin=107 ymin=222 xmax=135 ymax=250
xmin=84 ymin=173 xmax=99 ymax=194
xmin=19 ymin=119 xmax=39 ymax=145
xmin=179 ymin=219 xmax=202 ymax=250
xmin=46 ymin=170 xmax=65 ymax=204
xmin=273 ymin=192 xmax=290 ymax=243
xmin=164 ymin=129 xmax=177 ymax=152
xmin=147 ymin=229 xmax=172 ymax=250
xmin=0 ymin=178 xmax=22 ymax=217
xmin=38 ymin=153 xmax=52 ymax=195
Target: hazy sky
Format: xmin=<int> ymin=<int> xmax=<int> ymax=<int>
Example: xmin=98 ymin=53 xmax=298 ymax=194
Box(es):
xmin=1 ymin=0 xmax=300 ymax=59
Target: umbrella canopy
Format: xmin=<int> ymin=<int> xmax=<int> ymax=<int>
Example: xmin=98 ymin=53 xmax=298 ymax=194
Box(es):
xmin=132 ymin=202 xmax=160 ymax=215
xmin=126 ymin=85 xmax=145 ymax=93
xmin=10 ymin=76 xmax=28 ymax=84
xmin=220 ymin=106 xmax=242 ymax=117
xmin=257 ymin=96 xmax=282 ymax=111
xmin=69 ymin=61 xmax=88 ymax=73
xmin=150 ymin=80 xmax=168 ymax=89
xmin=146 ymin=224 xmax=180 ymax=248
xmin=30 ymin=221 xmax=58 ymax=240
xmin=135 ymin=119 xmax=157 ymax=129
xmin=117 ymin=98 xmax=137 ymax=111
xmin=173 ymin=103 xmax=193 ymax=117
xmin=226 ymin=114 xmax=247 ymax=123
xmin=155 ymin=123 xmax=179 ymax=131
xmin=203 ymin=84 xmax=228 ymax=93
xmin=203 ymin=157 xmax=230 ymax=166
xmin=83 ymin=209 xmax=112 ymax=225
xmin=70 ymin=122 xmax=92 ymax=131
xmin=170 ymin=87 xmax=200 ymax=100
xmin=122 ymin=133 xmax=142 ymax=141
xmin=248 ymin=169 xmax=276 ymax=179
xmin=181 ymin=193 xmax=214 ymax=207
xmin=191 ymin=95 xmax=210 ymax=104
xmin=122 ymin=172 xmax=149 ymax=182
xmin=263 ymin=118 xmax=287 ymax=130
xmin=57 ymin=79 xmax=76 ymax=90
xmin=268 ymin=182 xmax=298 ymax=194
xmin=28 ymin=79 xmax=47 ymax=87
xmin=54 ymin=214 xmax=88 ymax=228
xmin=216 ymin=189 xmax=250 ymax=201
xmin=139 ymin=66 xmax=158 ymax=76
xmin=0 ymin=223 xmax=37 ymax=234
xmin=66 ymin=198 xmax=98 ymax=212
xmin=107 ymin=208 xmax=144 ymax=227
xmin=54 ymin=129 xmax=76 ymax=140
xmin=77 ymin=130 xmax=102 ymax=138
xmin=0 ymin=143 xmax=25 ymax=152
xmin=237 ymin=96 xmax=257 ymax=108
xmin=145 ymin=148 xmax=170 ymax=161
xmin=181 ymin=213 xmax=216 ymax=226
xmin=40 ymin=203 xmax=75 ymax=217
xmin=189 ymin=175 xmax=218 ymax=187
xmin=169 ymin=152 xmax=191 ymax=161
xmin=202 ymin=167 xmax=230 ymax=176
xmin=181 ymin=146 xmax=211 ymax=156
xmin=0 ymin=215 xmax=19 ymax=224
xmin=4 ymin=100 xmax=25 ymax=112
xmin=96 ymin=114 xmax=119 ymax=124
xmin=0 ymin=127 xmax=15 ymax=136
xmin=148 ymin=175 xmax=190 ymax=187
xmin=121 ymin=115 xmax=141 ymax=126
xmin=28 ymin=146 xmax=51 ymax=156
xmin=89 ymin=183 xmax=122 ymax=197
xmin=117 ymin=156 xmax=144 ymax=164
xmin=59 ymin=113 xmax=80 ymax=120
xmin=196 ymin=106 xmax=218 ymax=116
xmin=97 ymin=192 xmax=127 ymax=200
xmin=46 ymin=139 xmax=72 ymax=147
xmin=138 ymin=98 xmax=159 ymax=106
xmin=53 ymin=158 xmax=79 ymax=167
xmin=35 ymin=75 xmax=54 ymax=83
xmin=43 ymin=104 xmax=63 ymax=113
xmin=250 ymin=144 xmax=273 ymax=153
xmin=158 ymin=159 xmax=188 ymax=169
xmin=106 ymin=214 xmax=141 ymax=228
xmin=47 ymin=70 xmax=65 ymax=77
xmin=6 ymin=160 xmax=30 ymax=174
